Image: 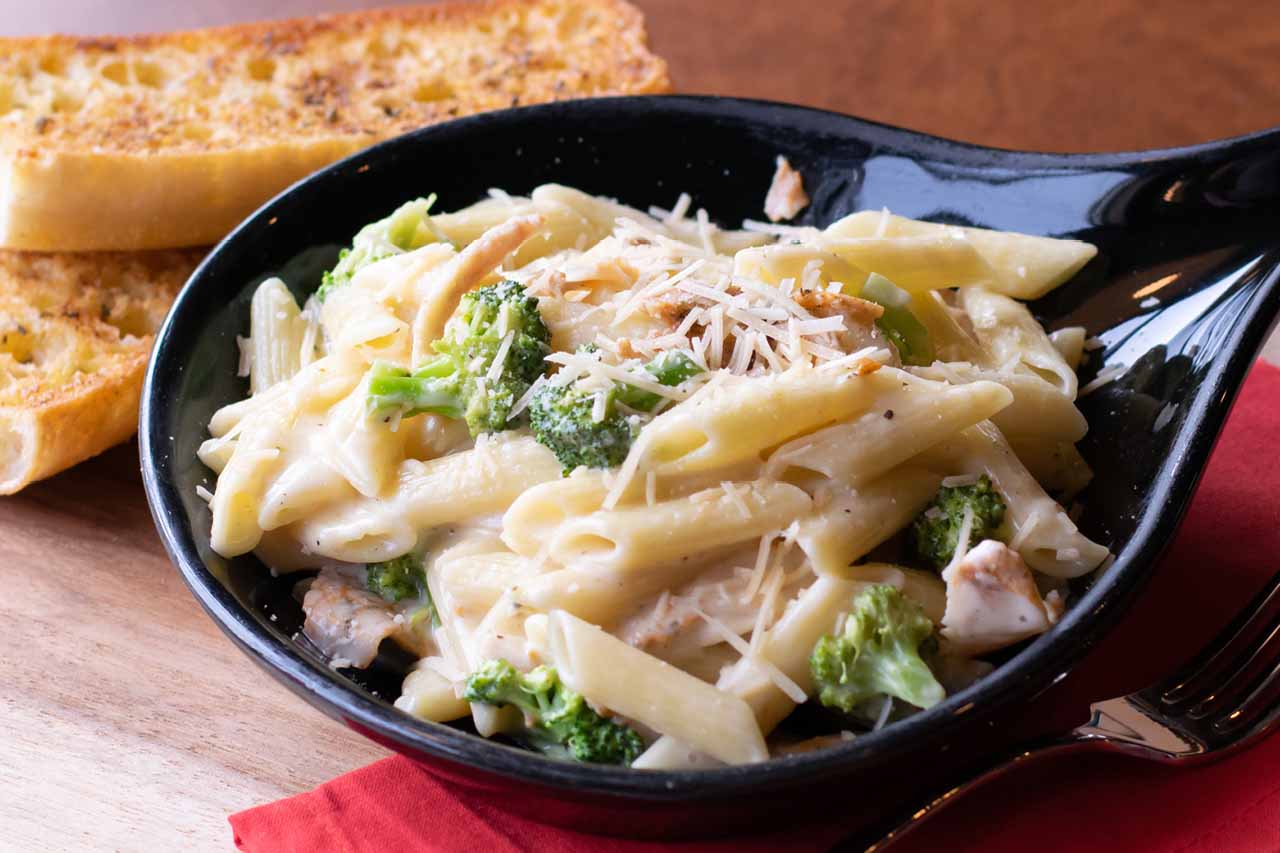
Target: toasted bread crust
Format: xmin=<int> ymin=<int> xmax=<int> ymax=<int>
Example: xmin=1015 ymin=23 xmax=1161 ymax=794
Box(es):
xmin=0 ymin=0 xmax=669 ymax=251
xmin=0 ymin=250 xmax=202 ymax=493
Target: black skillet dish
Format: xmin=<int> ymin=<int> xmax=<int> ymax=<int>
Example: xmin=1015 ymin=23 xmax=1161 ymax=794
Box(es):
xmin=140 ymin=96 xmax=1280 ymax=835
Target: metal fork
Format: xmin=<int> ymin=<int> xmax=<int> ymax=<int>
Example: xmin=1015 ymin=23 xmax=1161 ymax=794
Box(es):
xmin=851 ymin=571 xmax=1280 ymax=852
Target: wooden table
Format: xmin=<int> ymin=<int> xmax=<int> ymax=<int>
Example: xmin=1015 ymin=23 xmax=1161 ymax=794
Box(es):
xmin=3 ymin=2 xmax=1279 ymax=850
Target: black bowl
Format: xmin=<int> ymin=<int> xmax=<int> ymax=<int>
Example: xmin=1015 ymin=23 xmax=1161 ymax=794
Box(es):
xmin=140 ymin=96 xmax=1280 ymax=834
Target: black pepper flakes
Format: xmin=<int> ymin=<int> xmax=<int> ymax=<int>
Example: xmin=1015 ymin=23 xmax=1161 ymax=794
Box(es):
xmin=884 ymin=409 xmax=895 ymax=420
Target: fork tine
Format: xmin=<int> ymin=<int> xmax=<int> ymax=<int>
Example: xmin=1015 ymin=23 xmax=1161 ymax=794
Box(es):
xmin=1160 ymin=571 xmax=1280 ymax=706
xmin=1212 ymin=654 xmax=1280 ymax=733
xmin=1186 ymin=616 xmax=1280 ymax=718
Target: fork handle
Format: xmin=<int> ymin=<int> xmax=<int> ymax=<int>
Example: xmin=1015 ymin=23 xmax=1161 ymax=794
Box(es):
xmin=838 ymin=734 xmax=1096 ymax=852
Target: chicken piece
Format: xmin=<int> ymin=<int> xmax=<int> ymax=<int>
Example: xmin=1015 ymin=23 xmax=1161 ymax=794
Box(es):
xmin=410 ymin=213 xmax=544 ymax=362
xmin=940 ymin=539 xmax=1059 ymax=656
xmin=764 ymin=156 xmax=809 ymax=222
xmin=793 ymin=289 xmax=899 ymax=362
xmin=301 ymin=567 xmax=426 ymax=668
xmin=620 ymin=567 xmax=759 ymax=654
xmin=646 ymin=287 xmax=711 ymax=329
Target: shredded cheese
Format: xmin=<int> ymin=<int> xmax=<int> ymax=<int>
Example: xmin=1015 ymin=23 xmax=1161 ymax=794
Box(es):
xmin=545 ymin=352 xmax=690 ymax=401
xmin=694 ymin=608 xmax=808 ymax=704
xmin=486 ymin=330 xmax=515 ymax=383
xmin=721 ymin=481 xmax=751 ymax=519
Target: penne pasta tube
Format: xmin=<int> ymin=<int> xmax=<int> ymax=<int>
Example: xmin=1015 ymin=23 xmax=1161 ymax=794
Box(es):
xmin=909 ymin=289 xmax=986 ymax=364
xmin=822 ymin=234 xmax=998 ymax=293
xmin=795 ymin=466 xmax=942 ymax=575
xmin=209 ymin=399 xmax=296 ymax=556
xmin=209 ymin=352 xmax=365 ymax=438
xmin=196 ymin=433 xmax=237 ymax=475
xmin=958 ymin=287 xmax=1079 ymax=398
xmin=501 ymin=471 xmax=611 ymax=557
xmin=548 ymin=481 xmax=811 ymax=573
xmin=547 ymin=610 xmax=769 ymax=765
xmin=396 ymin=436 xmax=563 ymax=526
xmin=911 ymin=362 xmax=1088 ymax=446
xmin=249 ymin=277 xmax=307 ymax=394
xmin=766 ymin=369 xmax=1013 ymax=488
xmin=436 ymin=552 xmax=535 ymax=619
xmin=1005 ymin=436 xmax=1094 ymax=499
xmin=258 ymin=451 xmax=353 ymax=530
xmin=510 ymin=549 xmax=738 ymax=627
xmin=292 ymin=436 xmax=560 ymax=562
xmin=825 ymin=210 xmax=1096 ymax=300
xmin=1049 ymin=326 xmax=1087 ymax=371
xmin=732 ymin=244 xmax=867 ymax=291
xmin=395 ymin=658 xmax=472 ymax=723
xmin=428 ymin=559 xmax=523 ymax=738
xmin=321 ymin=377 xmax=409 ymax=498
xmin=631 ymin=367 xmax=916 ymax=478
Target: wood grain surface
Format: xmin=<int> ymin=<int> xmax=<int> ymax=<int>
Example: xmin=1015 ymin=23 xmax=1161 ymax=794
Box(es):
xmin=2 ymin=2 xmax=1279 ymax=851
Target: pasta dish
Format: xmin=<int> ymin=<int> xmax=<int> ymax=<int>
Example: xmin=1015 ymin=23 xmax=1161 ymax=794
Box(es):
xmin=198 ymin=180 xmax=1108 ymax=768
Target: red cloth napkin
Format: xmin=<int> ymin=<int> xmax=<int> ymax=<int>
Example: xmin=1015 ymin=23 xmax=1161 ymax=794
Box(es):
xmin=232 ymin=362 xmax=1280 ymax=853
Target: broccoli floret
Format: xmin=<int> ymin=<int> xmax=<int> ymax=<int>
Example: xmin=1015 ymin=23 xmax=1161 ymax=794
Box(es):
xmin=860 ymin=273 xmax=934 ymax=366
xmin=316 ymin=196 xmax=442 ymax=302
xmin=530 ymin=350 xmax=703 ymax=473
xmin=367 ymin=280 xmax=550 ymax=435
xmin=810 ymin=584 xmax=945 ymax=713
xmin=463 ymin=659 xmax=643 ymax=765
xmin=366 ymin=554 xmax=423 ymax=602
xmin=529 ymin=383 xmax=637 ymax=472
xmin=367 ymin=553 xmax=439 ymax=624
xmin=909 ymin=475 xmax=1007 ymax=570
xmin=613 ymin=350 xmax=703 ymax=412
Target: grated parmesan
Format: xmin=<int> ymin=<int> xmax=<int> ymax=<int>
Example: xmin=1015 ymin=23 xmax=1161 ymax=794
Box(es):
xmin=545 ymin=352 xmax=690 ymax=401
xmin=694 ymin=608 xmax=808 ymax=704
xmin=486 ymin=330 xmax=515 ymax=383
xmin=721 ymin=481 xmax=751 ymax=519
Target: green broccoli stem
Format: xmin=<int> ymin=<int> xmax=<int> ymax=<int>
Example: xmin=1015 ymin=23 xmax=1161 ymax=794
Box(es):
xmin=366 ymin=360 xmax=465 ymax=420
xmin=860 ymin=273 xmax=935 ymax=366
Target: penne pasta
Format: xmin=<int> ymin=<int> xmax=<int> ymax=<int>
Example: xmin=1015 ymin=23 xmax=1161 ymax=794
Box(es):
xmin=548 ymin=610 xmax=769 ymax=765
xmin=627 ymin=367 xmax=924 ymax=480
xmin=201 ymin=185 xmax=1107 ymax=767
xmin=822 ymin=234 xmax=998 ymax=293
xmin=766 ymin=368 xmax=1013 ymax=488
xmin=548 ymin=481 xmax=810 ymax=573
xmin=825 ymin=210 xmax=1096 ymax=299
xmin=795 ymin=467 xmax=942 ymax=575
xmin=248 ymin=277 xmax=307 ymax=394
xmin=958 ymin=287 xmax=1079 ymax=398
